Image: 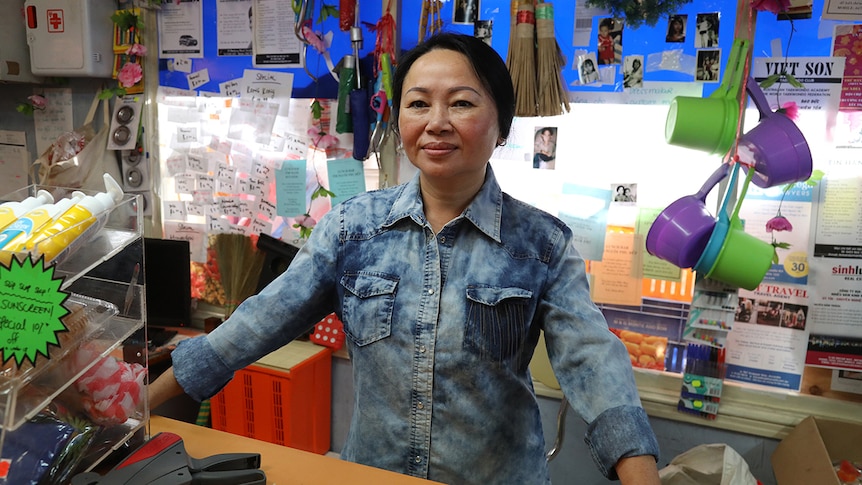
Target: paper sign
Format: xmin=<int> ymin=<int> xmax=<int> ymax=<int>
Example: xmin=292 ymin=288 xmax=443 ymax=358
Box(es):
xmin=0 ymin=257 xmax=70 ymax=366
xmin=220 ymin=79 xmax=242 ymax=97
xmin=275 ymin=159 xmax=307 ymax=217
xmin=173 ymin=57 xmax=193 ymax=73
xmin=188 ymin=69 xmax=211 ymax=90
xmin=240 ymin=69 xmax=294 ymax=116
xmin=590 ymin=232 xmax=644 ymax=306
xmin=327 ymin=158 xmax=367 ymax=207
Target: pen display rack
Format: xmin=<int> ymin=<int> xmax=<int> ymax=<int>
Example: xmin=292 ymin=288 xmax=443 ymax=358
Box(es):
xmin=0 ymin=183 xmax=147 ymax=482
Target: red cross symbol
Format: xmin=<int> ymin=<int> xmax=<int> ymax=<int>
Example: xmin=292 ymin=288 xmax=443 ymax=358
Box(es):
xmin=47 ymin=9 xmax=64 ymax=33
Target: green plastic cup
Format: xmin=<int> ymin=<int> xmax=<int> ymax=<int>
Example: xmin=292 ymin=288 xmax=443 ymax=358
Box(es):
xmin=704 ymin=167 xmax=774 ymax=290
xmin=665 ymin=38 xmax=750 ymax=156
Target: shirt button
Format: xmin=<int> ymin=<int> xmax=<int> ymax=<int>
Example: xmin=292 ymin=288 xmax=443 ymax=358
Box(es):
xmin=415 ymin=456 xmax=422 ymax=463
xmin=440 ymin=236 xmax=446 ymax=244
xmin=419 ymin=345 xmax=426 ymax=353
xmin=427 ymin=288 xmax=434 ymax=295
xmin=417 ymin=401 xmax=424 ymax=409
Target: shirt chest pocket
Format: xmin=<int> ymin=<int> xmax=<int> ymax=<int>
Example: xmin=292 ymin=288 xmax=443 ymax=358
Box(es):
xmin=464 ymin=286 xmax=533 ymax=364
xmin=340 ymin=272 xmax=398 ymax=346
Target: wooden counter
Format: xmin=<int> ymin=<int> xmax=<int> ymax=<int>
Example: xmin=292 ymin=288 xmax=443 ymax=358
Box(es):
xmin=149 ymin=416 xmax=444 ymax=484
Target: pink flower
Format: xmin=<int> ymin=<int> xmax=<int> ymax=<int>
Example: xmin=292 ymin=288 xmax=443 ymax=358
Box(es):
xmin=28 ymin=95 xmax=47 ymax=109
xmin=126 ymin=43 xmax=147 ymax=57
xmin=301 ymin=24 xmax=327 ymax=54
xmin=750 ymin=0 xmax=791 ymax=13
xmin=117 ymin=62 xmax=143 ymax=88
xmin=766 ymin=216 xmax=793 ymax=232
xmin=294 ymin=214 xmax=317 ymax=229
xmin=777 ymin=101 xmax=799 ymax=121
xmin=307 ymin=128 xmax=339 ymax=149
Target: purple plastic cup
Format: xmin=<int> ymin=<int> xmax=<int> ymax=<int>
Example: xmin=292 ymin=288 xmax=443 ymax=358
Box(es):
xmin=739 ymin=78 xmax=812 ymax=188
xmin=646 ymin=163 xmax=730 ymax=268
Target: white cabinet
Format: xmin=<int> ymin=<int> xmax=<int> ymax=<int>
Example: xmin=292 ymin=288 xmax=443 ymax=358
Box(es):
xmin=0 ymin=183 xmax=146 ymax=482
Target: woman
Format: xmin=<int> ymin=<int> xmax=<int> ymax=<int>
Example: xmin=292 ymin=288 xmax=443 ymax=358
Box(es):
xmin=149 ymin=33 xmax=660 ymax=484
xmin=666 ymin=15 xmax=685 ymax=43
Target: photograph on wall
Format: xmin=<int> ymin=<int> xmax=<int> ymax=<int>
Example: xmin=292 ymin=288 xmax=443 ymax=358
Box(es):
xmin=696 ymin=49 xmax=721 ymax=82
xmin=474 ymin=19 xmax=492 ymax=45
xmin=693 ymin=12 xmax=720 ymax=48
xmin=578 ymin=52 xmax=600 ymax=84
xmin=611 ymin=183 xmax=637 ymax=204
xmin=597 ymin=17 xmax=623 ymax=65
xmin=623 ymin=55 xmax=644 ymax=88
xmin=532 ymin=127 xmax=557 ymax=170
xmin=666 ymin=14 xmax=687 ymax=43
xmin=453 ymin=0 xmax=478 ymax=25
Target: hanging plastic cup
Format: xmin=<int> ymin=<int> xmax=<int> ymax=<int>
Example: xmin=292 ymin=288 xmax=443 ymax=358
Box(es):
xmin=738 ymin=77 xmax=813 ymax=188
xmin=693 ymin=163 xmax=741 ymax=276
xmin=693 ymin=164 xmax=773 ymax=290
xmin=645 ymin=163 xmax=730 ymax=268
xmin=665 ymin=39 xmax=750 ymax=155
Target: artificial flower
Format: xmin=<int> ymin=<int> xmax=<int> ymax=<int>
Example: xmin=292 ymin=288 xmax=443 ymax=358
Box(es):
xmin=126 ymin=43 xmax=147 ymax=57
xmin=117 ymin=62 xmax=143 ymax=88
xmin=766 ymin=216 xmax=793 ymax=232
xmin=751 ymin=0 xmax=791 ymax=14
xmin=307 ymin=128 xmax=339 ymax=150
xmin=27 ymin=95 xmax=47 ymax=110
xmin=301 ymin=24 xmax=328 ymax=54
xmin=777 ymin=101 xmax=799 ymax=120
xmin=293 ymin=214 xmax=317 ymax=239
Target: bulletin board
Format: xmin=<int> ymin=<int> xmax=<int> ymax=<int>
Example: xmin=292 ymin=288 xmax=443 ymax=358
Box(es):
xmin=157 ymin=0 xmax=383 ymax=99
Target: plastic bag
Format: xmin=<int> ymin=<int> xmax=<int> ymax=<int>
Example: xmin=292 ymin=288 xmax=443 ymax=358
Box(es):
xmin=33 ymin=93 xmax=122 ymax=191
xmin=659 ymin=443 xmax=759 ymax=485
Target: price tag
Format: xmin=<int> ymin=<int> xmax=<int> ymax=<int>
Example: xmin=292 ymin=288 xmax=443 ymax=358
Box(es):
xmin=0 ymin=257 xmax=69 ymax=366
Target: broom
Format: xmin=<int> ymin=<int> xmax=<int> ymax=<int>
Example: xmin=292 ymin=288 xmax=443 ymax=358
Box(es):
xmin=507 ymin=1 xmax=538 ymax=117
xmin=535 ymin=2 xmax=570 ymax=117
xmin=212 ymin=233 xmax=266 ymax=317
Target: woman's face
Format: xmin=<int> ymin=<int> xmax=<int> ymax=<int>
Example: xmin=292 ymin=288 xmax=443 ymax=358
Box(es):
xmin=398 ymin=48 xmax=500 ymax=185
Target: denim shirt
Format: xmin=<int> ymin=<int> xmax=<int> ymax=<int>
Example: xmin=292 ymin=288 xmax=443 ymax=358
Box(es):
xmin=171 ymin=165 xmax=659 ymax=484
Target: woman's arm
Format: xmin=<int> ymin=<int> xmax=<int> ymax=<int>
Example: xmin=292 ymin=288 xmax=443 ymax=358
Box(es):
xmin=148 ymin=367 xmax=186 ymax=410
xmin=616 ymin=455 xmax=661 ymax=485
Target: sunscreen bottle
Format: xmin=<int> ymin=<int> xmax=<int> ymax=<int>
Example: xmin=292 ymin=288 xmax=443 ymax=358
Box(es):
xmin=0 ymin=191 xmax=85 ymax=253
xmin=0 ymin=190 xmax=54 ymax=232
xmin=26 ymin=174 xmax=124 ymax=264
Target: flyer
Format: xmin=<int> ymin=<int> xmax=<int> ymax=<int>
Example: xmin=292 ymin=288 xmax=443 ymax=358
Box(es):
xmin=725 ymin=281 xmax=810 ymax=391
xmin=217 ymin=0 xmax=253 ymax=56
xmin=751 ymin=56 xmax=844 ymax=114
xmin=252 ymin=0 xmax=301 ymax=67
xmin=158 ymin=0 xmax=204 ymax=58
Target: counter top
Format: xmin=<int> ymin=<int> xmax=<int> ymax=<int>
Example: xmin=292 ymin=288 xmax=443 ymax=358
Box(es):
xmin=149 ymin=416 xmax=444 ymax=484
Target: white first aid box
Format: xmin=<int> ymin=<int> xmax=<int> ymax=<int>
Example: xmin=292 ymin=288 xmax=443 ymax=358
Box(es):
xmin=24 ymin=0 xmax=115 ymax=77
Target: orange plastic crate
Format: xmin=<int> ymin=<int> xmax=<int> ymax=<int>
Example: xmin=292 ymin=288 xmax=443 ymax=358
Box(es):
xmin=210 ymin=340 xmax=333 ymax=454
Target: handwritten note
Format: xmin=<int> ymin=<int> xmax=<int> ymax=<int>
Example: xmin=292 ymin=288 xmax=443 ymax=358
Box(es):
xmin=187 ymin=68 xmax=211 ymax=90
xmin=32 ymin=88 xmax=74 ymax=156
xmin=240 ymin=69 xmax=294 ymax=117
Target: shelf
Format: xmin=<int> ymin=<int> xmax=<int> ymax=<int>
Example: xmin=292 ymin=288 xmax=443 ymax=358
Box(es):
xmin=0 ymin=183 xmax=147 ymax=481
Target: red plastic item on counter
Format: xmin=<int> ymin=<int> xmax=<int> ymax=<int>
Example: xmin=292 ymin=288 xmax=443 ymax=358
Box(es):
xmin=310 ymin=313 xmax=345 ymax=350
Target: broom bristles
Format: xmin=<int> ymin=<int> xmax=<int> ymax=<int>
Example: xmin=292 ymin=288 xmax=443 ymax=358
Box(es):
xmin=536 ymin=2 xmax=569 ymax=117
xmin=213 ymin=233 xmax=266 ymax=317
xmin=508 ymin=2 xmax=538 ymax=117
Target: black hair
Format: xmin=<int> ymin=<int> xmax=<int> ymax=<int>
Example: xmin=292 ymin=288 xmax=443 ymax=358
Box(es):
xmin=391 ymin=32 xmax=515 ymax=141
xmin=599 ymin=18 xmax=614 ymax=30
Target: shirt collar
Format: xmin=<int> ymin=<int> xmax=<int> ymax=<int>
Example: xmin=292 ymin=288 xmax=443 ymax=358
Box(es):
xmin=384 ymin=164 xmax=503 ymax=243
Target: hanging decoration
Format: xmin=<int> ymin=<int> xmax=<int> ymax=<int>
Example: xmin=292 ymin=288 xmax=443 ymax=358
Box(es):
xmin=419 ymin=0 xmax=443 ymax=43
xmin=366 ymin=0 xmax=396 ymax=76
xmin=584 ymin=0 xmax=693 ymax=29
xmin=508 ymin=1 xmax=538 ymax=117
xmin=101 ymin=8 xmax=146 ymax=100
xmin=535 ymin=2 xmax=570 ymax=117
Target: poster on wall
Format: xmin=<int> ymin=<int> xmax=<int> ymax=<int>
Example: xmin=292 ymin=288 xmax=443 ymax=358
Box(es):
xmin=252 ymin=0 xmax=301 ymax=67
xmin=158 ymin=0 xmax=204 ymax=58
xmin=724 ymin=281 xmax=810 ymax=391
xmin=806 ymin=157 xmax=862 ymax=370
xmin=217 ymin=0 xmax=254 ymax=56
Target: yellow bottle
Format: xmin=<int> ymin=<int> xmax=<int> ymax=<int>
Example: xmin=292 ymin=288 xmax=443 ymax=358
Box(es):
xmin=0 ymin=190 xmax=53 ymax=232
xmin=26 ymin=174 xmax=124 ymax=265
xmin=0 ymin=192 xmax=84 ymax=255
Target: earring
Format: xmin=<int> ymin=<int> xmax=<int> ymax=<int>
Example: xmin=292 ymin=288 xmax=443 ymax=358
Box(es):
xmin=496 ymin=138 xmax=507 ymax=147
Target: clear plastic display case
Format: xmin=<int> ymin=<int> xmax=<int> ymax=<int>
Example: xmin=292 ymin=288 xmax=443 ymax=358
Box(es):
xmin=0 ymin=182 xmax=147 ymax=481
